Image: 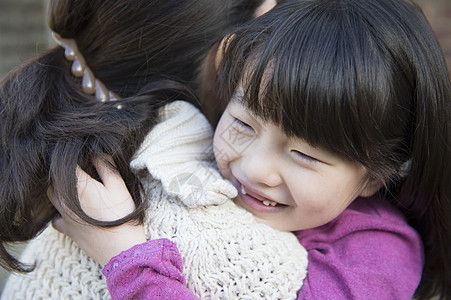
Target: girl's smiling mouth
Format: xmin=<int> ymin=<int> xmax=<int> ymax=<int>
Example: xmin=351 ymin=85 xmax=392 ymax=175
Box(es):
xmin=236 ymin=181 xmax=287 ymax=212
xmin=240 ymin=186 xmax=277 ymax=206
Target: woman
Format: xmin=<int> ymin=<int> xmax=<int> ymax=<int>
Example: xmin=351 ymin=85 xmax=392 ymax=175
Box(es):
xmin=1 ymin=0 xmax=279 ymax=299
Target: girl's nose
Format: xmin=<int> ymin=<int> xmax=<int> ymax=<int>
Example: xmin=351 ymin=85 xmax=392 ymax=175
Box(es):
xmin=240 ymin=147 xmax=283 ymax=187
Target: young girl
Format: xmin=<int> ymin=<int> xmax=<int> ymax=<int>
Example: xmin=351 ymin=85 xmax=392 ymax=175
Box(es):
xmin=1 ymin=1 xmax=312 ymax=299
xmin=52 ymin=0 xmax=451 ymax=299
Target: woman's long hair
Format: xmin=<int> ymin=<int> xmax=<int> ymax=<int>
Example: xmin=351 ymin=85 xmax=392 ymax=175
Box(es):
xmin=218 ymin=0 xmax=451 ymax=298
xmin=0 ymin=0 xmax=263 ymax=272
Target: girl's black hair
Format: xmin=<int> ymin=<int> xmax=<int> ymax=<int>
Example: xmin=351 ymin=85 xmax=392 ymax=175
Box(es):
xmin=0 ymin=0 xmax=263 ymax=272
xmin=218 ymin=0 xmax=451 ymax=298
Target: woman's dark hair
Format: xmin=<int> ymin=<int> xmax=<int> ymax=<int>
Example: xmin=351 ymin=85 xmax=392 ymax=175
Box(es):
xmin=218 ymin=0 xmax=451 ymax=298
xmin=0 ymin=0 xmax=263 ymax=272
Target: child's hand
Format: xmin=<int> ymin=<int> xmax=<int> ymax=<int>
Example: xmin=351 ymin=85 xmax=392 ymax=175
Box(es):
xmin=50 ymin=157 xmax=147 ymax=266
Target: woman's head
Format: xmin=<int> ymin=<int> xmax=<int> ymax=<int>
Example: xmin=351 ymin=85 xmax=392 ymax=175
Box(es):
xmin=48 ymin=0 xmax=265 ymax=98
xmin=218 ymin=0 xmax=451 ymax=297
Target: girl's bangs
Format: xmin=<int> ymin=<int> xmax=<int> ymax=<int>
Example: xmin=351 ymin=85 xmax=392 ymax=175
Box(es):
xmin=233 ymin=3 xmax=407 ymax=166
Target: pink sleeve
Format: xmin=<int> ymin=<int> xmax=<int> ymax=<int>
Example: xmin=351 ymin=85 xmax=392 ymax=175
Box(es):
xmin=102 ymin=239 xmax=198 ymax=300
xmin=296 ymin=197 xmax=423 ymax=300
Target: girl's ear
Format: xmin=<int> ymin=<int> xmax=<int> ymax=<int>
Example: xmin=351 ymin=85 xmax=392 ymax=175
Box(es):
xmin=359 ymin=178 xmax=384 ymax=198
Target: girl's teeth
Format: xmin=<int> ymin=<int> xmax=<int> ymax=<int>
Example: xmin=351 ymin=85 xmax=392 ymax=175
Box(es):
xmin=241 ymin=186 xmax=247 ymax=195
xmin=241 ymin=185 xmax=278 ymax=206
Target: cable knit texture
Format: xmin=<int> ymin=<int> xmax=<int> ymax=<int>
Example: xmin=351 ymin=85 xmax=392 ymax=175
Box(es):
xmin=1 ymin=101 xmax=307 ymax=299
xmin=1 ymin=225 xmax=110 ymax=300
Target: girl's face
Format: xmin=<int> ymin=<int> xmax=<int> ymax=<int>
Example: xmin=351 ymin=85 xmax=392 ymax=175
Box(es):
xmin=213 ymin=90 xmax=377 ymax=232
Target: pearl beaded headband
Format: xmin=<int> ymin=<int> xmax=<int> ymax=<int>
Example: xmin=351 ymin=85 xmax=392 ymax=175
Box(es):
xmin=52 ymin=32 xmax=121 ymax=106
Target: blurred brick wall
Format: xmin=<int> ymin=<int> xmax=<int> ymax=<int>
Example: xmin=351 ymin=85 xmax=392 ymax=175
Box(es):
xmin=0 ymin=0 xmax=450 ymax=78
xmin=0 ymin=0 xmax=49 ymax=295
xmin=416 ymin=0 xmax=451 ymax=77
xmin=0 ymin=0 xmax=50 ymax=79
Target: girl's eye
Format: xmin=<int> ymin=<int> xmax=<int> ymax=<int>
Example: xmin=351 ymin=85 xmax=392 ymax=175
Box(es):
xmin=232 ymin=118 xmax=255 ymax=134
xmin=291 ymin=150 xmax=319 ymax=164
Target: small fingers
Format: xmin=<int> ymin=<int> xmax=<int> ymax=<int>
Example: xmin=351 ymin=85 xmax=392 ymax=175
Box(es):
xmin=92 ymin=156 xmax=122 ymax=188
xmin=91 ymin=157 xmax=132 ymax=204
xmin=75 ymin=158 xmax=135 ymax=222
xmin=76 ymin=164 xmax=97 ymax=189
